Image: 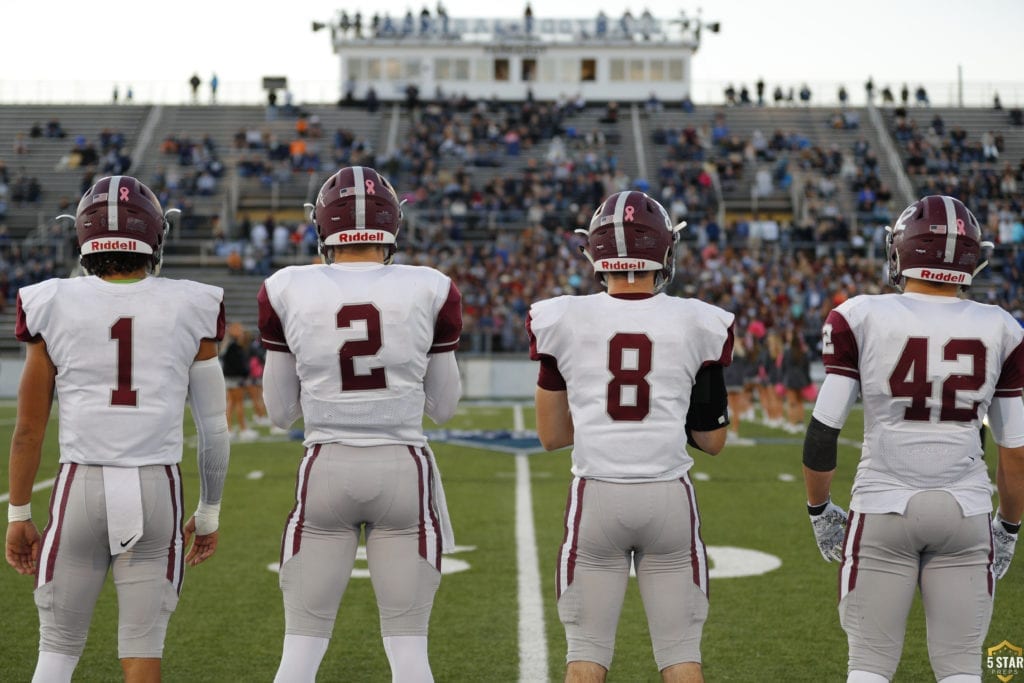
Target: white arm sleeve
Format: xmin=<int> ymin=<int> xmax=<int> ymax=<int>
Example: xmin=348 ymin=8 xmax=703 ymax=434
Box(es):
xmin=811 ymin=374 xmax=860 ymax=429
xmin=424 ymin=352 xmax=461 ymax=425
xmin=263 ymin=351 xmax=302 ymax=429
xmin=988 ymin=396 xmax=1024 ymax=448
xmin=187 ymin=357 xmax=230 ymax=508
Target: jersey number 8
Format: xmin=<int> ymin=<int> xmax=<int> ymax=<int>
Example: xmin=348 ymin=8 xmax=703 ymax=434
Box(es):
xmin=607 ymin=333 xmax=652 ymax=421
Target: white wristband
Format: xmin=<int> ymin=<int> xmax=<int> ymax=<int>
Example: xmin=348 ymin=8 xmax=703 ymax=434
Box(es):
xmin=193 ymin=501 xmax=221 ymax=536
xmin=8 ymin=503 xmax=31 ymax=523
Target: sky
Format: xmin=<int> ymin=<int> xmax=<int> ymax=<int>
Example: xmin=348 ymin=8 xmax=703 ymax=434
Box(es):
xmin=2 ymin=0 xmax=1022 ymax=105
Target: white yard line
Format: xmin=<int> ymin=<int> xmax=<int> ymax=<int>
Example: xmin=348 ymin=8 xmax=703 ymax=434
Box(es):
xmin=516 ymin=451 xmax=548 ymax=682
xmin=513 ymin=403 xmax=526 ymax=432
xmin=0 ymin=477 xmax=56 ymax=503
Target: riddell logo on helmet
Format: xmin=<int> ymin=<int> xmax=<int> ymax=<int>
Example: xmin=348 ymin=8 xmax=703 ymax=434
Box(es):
xmin=90 ymin=239 xmax=139 ymax=251
xmin=600 ymin=259 xmax=644 ymax=270
xmin=337 ymin=231 xmax=388 ymax=242
xmin=920 ymin=269 xmax=966 ymax=283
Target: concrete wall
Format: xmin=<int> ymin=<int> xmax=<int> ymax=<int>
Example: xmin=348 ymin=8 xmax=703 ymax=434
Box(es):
xmin=0 ymin=357 xmax=24 ymax=398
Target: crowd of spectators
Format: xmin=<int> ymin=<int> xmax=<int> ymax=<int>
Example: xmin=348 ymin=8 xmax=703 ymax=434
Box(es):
xmin=3 ymin=99 xmax=1020 ymax=375
xmin=889 ymin=106 xmax=1024 ymax=243
xmin=153 ymin=132 xmax=226 ymax=201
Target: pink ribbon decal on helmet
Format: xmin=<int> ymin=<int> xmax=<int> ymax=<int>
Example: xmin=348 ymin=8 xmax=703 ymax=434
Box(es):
xmin=624 ymin=205 xmax=635 ymax=222
xmin=119 ymin=187 xmax=130 ymax=202
xmin=365 ymin=179 xmax=376 ymax=195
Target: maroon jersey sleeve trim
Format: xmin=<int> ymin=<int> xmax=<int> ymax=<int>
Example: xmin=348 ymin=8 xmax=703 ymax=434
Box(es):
xmin=202 ymin=300 xmax=227 ymax=343
xmin=429 ymin=281 xmax=463 ymax=354
xmin=537 ymin=354 xmax=567 ymax=391
xmin=14 ymin=292 xmax=42 ymax=343
xmin=995 ymin=337 xmax=1024 ymax=393
xmin=715 ymin=321 xmax=735 ymax=366
xmin=823 ymin=309 xmax=859 ymax=374
xmin=824 ymin=366 xmax=861 ymax=381
xmin=257 ymin=283 xmax=290 ymax=353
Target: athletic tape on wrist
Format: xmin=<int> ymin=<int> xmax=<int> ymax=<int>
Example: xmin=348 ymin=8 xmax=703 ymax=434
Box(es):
xmin=193 ymin=501 xmax=221 ymax=536
xmin=8 ymin=502 xmax=31 ymax=523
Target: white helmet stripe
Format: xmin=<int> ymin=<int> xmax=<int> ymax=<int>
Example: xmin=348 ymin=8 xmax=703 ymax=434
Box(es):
xmin=108 ymin=175 xmax=122 ymax=232
xmin=612 ymin=191 xmax=630 ymax=257
xmin=352 ymin=166 xmax=366 ymax=228
xmin=941 ymin=195 xmax=958 ymax=263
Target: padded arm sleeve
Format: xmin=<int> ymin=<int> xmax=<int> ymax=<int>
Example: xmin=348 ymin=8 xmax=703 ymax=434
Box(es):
xmin=424 ymin=351 xmax=461 ymax=424
xmin=988 ymin=396 xmax=1024 ymax=448
xmin=803 ymin=417 xmax=841 ymax=472
xmin=263 ymin=351 xmax=302 ymax=429
xmin=686 ymin=364 xmax=730 ymax=431
xmin=187 ymin=357 xmax=230 ymax=506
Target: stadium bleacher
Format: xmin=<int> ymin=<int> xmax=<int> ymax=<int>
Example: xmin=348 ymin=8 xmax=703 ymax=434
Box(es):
xmin=0 ymin=98 xmax=1020 ymax=357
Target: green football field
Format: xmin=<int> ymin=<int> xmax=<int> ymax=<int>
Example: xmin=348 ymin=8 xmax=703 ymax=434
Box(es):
xmin=0 ymin=400 xmax=1021 ymax=682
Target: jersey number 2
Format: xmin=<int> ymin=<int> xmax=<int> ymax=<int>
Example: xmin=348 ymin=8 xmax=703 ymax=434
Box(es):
xmin=888 ymin=337 xmax=986 ymax=422
xmin=337 ymin=304 xmax=387 ymax=391
xmin=110 ymin=317 xmax=137 ymax=407
xmin=607 ymin=333 xmax=652 ymax=421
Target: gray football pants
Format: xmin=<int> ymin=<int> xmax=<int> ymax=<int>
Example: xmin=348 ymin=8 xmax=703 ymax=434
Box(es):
xmin=839 ymin=490 xmax=992 ymax=680
xmin=35 ymin=463 xmax=184 ymax=659
xmin=557 ymin=476 xmax=709 ymax=671
xmin=279 ymin=443 xmax=442 ymax=639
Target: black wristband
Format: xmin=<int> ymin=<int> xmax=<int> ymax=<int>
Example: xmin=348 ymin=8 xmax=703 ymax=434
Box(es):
xmin=1000 ymin=518 xmax=1022 ymax=535
xmin=807 ymin=500 xmax=829 ymax=516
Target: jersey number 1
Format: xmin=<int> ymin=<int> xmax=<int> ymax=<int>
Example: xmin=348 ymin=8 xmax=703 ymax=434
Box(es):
xmin=110 ymin=317 xmax=138 ymax=407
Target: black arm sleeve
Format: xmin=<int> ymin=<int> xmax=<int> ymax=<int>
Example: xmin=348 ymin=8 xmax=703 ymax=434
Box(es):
xmin=685 ymin=364 xmax=729 ymax=432
xmin=802 ymin=416 xmax=841 ymax=472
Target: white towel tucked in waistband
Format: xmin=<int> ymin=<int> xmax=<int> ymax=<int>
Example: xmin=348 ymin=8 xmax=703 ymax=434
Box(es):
xmin=103 ymin=466 xmax=143 ymax=555
xmin=424 ymin=445 xmax=455 ymax=553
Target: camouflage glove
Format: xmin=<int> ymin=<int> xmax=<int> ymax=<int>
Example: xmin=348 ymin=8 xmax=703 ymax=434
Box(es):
xmin=991 ymin=512 xmax=1020 ymax=580
xmin=808 ymin=499 xmax=847 ymax=563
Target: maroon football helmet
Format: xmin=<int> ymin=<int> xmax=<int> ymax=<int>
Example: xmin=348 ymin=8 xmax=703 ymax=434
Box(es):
xmin=73 ymin=176 xmax=168 ymax=269
xmin=886 ymin=195 xmax=990 ymax=288
xmin=311 ymin=166 xmax=403 ymax=264
xmin=577 ymin=190 xmax=685 ymax=292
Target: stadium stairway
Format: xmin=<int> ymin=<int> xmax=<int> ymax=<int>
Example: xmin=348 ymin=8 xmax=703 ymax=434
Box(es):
xmin=125 ymin=103 xmax=390 ymax=258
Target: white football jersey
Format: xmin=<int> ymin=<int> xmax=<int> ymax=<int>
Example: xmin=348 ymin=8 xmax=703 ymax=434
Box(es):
xmin=258 ymin=262 xmax=461 ymax=447
xmin=16 ymin=276 xmax=225 ymax=467
xmin=529 ymin=292 xmax=734 ymax=482
xmin=822 ymin=292 xmax=1024 ymax=515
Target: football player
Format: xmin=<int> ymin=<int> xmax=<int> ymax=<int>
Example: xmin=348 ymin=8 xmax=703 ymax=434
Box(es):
xmin=5 ymin=176 xmax=230 ymax=682
xmin=258 ymin=166 xmax=462 ymax=682
xmin=802 ymin=195 xmax=1024 ymax=683
xmin=528 ymin=190 xmax=734 ymax=683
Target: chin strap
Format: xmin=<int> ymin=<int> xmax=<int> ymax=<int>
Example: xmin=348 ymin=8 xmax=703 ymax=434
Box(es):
xmin=973 ymin=240 xmax=994 ymax=280
xmin=153 ymin=208 xmax=180 ymax=275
